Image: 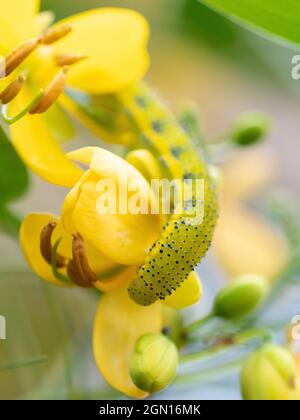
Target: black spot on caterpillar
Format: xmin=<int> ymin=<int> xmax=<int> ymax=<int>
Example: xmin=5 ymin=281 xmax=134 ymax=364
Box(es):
xmin=116 ymin=84 xmax=218 ymax=306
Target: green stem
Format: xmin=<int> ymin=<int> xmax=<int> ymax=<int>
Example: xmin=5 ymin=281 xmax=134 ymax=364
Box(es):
xmin=51 ymin=238 xmax=72 ymax=285
xmin=176 ymin=357 xmax=244 ymax=385
xmin=180 ymin=342 xmax=228 ymax=363
xmin=1 ymin=90 xmax=43 ymax=125
xmin=180 ymin=327 xmax=272 ymax=364
xmin=0 ymin=355 xmax=48 ymax=372
xmin=234 ymin=327 xmax=273 ymax=345
xmin=184 ymin=313 xmax=214 ymax=335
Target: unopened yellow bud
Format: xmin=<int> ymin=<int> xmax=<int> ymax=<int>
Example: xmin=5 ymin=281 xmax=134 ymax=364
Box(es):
xmin=241 ymin=344 xmax=298 ymax=400
xmin=130 ymin=333 xmax=178 ymax=393
xmin=231 ymin=112 xmax=269 ymax=146
xmin=213 ymin=274 xmax=269 ymax=320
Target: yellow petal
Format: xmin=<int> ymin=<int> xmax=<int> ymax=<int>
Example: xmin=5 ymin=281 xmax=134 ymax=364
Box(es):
xmin=126 ymin=149 xmax=163 ymax=182
xmin=164 ymin=271 xmax=203 ymax=309
xmin=214 ymin=205 xmax=289 ymax=281
xmin=53 ymin=8 xmax=149 ymax=93
xmin=20 ymin=213 xmax=72 ymax=286
xmin=66 ymin=147 xmax=162 ymax=265
xmin=94 ymin=265 xmax=138 ymax=293
xmin=0 ymin=0 xmax=40 ymax=51
xmin=93 ymin=284 xmax=162 ymax=398
xmin=44 ymin=103 xmax=75 ymax=144
xmin=9 ymin=88 xmax=82 ymax=187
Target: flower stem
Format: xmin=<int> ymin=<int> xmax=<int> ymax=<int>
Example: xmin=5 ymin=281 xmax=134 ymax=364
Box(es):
xmin=180 ymin=342 xmax=228 ymax=363
xmin=184 ymin=312 xmax=214 ymax=335
xmin=234 ymin=327 xmax=273 ymax=345
xmin=0 ymin=355 xmax=48 ymax=372
xmin=1 ymin=89 xmax=43 ymax=125
xmin=176 ymin=357 xmax=244 ymax=385
xmin=180 ymin=327 xmax=272 ymax=364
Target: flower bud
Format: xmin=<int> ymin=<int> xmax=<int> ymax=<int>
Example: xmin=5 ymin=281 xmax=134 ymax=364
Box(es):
xmin=213 ymin=274 xmax=269 ymax=320
xmin=129 ymin=333 xmax=178 ymax=393
xmin=241 ymin=344 xmax=299 ymax=400
xmin=231 ymin=112 xmax=269 ymax=146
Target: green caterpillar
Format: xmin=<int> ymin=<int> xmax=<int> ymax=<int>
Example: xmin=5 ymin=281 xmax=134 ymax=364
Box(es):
xmin=69 ymin=83 xmax=218 ymax=306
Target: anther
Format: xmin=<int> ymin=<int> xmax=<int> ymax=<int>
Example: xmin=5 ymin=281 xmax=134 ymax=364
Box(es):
xmin=67 ymin=259 xmax=92 ymax=288
xmin=4 ymin=38 xmax=41 ymax=77
xmin=0 ymin=75 xmax=25 ymax=104
xmin=40 ymin=222 xmax=66 ymax=268
xmin=41 ymin=24 xmax=72 ymax=45
xmin=55 ymin=54 xmax=87 ymax=67
xmin=30 ymin=66 xmax=69 ymax=114
xmin=68 ymin=233 xmax=97 ymax=288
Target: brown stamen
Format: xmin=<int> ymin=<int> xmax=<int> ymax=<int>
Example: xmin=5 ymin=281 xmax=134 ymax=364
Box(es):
xmin=55 ymin=53 xmax=87 ymax=67
xmin=4 ymin=38 xmax=41 ymax=77
xmin=41 ymin=24 xmax=72 ymax=45
xmin=30 ymin=66 xmax=69 ymax=114
xmin=68 ymin=233 xmax=97 ymax=287
xmin=0 ymin=75 xmax=25 ymax=104
xmin=40 ymin=222 xmax=66 ymax=268
xmin=67 ymin=259 xmax=91 ymax=288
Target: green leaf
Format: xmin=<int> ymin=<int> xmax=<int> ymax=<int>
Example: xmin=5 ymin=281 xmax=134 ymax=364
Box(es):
xmin=198 ymin=0 xmax=300 ymax=47
xmin=0 ymin=206 xmax=21 ymax=237
xmin=0 ymin=125 xmax=29 ymax=203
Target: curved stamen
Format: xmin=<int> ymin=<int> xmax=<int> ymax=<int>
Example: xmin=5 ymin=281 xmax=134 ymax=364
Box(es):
xmin=30 ymin=66 xmax=69 ymax=114
xmin=0 ymin=75 xmax=25 ymax=104
xmin=41 ymin=24 xmax=72 ymax=45
xmin=67 ymin=259 xmax=93 ymax=288
xmin=55 ymin=54 xmax=87 ymax=67
xmin=1 ymin=89 xmax=43 ymax=124
xmin=4 ymin=38 xmax=41 ymax=77
xmin=70 ymin=233 xmax=97 ymax=287
xmin=40 ymin=222 xmax=66 ymax=268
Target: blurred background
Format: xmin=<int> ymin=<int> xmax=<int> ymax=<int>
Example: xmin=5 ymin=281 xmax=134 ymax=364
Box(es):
xmin=0 ymin=0 xmax=299 ymax=400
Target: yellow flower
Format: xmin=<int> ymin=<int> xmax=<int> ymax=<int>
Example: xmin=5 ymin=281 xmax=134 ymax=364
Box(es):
xmin=0 ymin=0 xmax=149 ymax=186
xmin=213 ymin=149 xmax=289 ymax=281
xmin=20 ymin=146 xmax=203 ymax=397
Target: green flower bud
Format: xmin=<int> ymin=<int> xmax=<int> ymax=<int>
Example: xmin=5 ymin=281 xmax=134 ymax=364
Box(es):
xmin=241 ymin=344 xmax=298 ymax=400
xmin=213 ymin=274 xmax=269 ymax=320
xmin=129 ymin=333 xmax=178 ymax=393
xmin=231 ymin=112 xmax=269 ymax=146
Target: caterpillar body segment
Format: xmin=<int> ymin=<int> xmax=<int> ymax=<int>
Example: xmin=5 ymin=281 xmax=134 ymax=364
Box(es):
xmin=116 ymin=84 xmax=218 ymax=306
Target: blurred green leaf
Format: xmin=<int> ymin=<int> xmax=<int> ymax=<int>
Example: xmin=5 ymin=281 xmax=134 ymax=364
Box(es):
xmin=0 ymin=125 xmax=29 ymax=203
xmin=0 ymin=206 xmax=21 ymax=238
xmin=198 ymin=0 xmax=300 ymax=47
